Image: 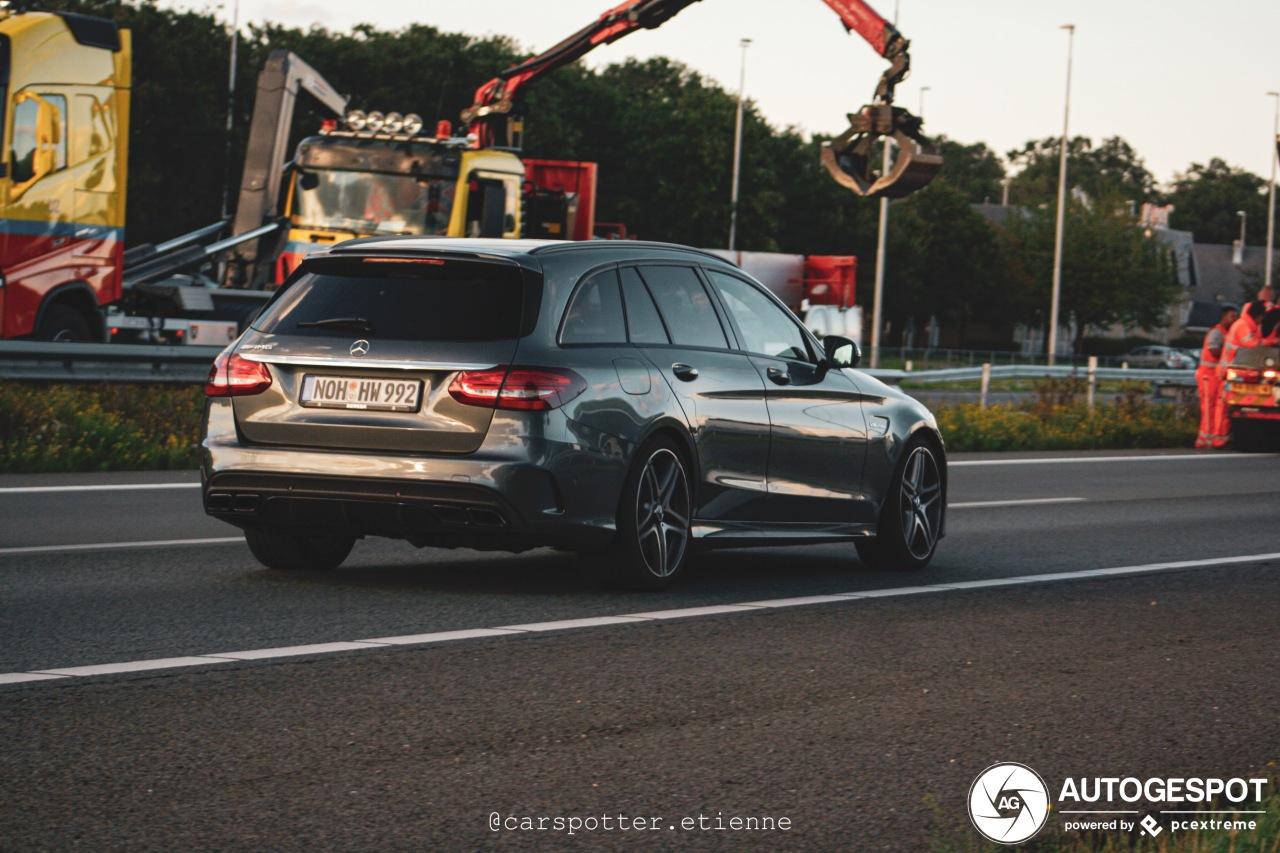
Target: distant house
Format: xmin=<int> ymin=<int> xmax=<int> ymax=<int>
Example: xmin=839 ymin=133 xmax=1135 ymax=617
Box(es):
xmin=1181 ymin=243 xmax=1277 ymax=331
xmin=972 ymin=199 xmax=1276 ymax=345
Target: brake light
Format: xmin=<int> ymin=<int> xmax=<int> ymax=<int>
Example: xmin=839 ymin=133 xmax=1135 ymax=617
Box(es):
xmin=206 ymin=352 xmax=274 ymax=397
xmin=448 ymin=366 xmax=586 ymax=411
xmin=1227 ymin=368 xmax=1260 ymax=383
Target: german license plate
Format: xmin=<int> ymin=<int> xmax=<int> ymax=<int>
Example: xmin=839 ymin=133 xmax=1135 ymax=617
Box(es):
xmin=1232 ymin=382 xmax=1273 ymax=396
xmin=301 ymin=375 xmax=422 ymax=412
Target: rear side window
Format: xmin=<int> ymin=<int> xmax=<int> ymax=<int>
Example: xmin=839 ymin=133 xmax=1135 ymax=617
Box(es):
xmin=561 ymin=269 xmax=626 ymax=344
xmin=619 ymin=267 xmax=669 ymax=344
xmin=637 ymin=265 xmax=728 ymax=349
xmin=253 ymin=261 xmax=524 ymax=342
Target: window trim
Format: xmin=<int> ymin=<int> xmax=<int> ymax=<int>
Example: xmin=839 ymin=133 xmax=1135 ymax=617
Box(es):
xmin=623 ymin=262 xmax=738 ymax=353
xmin=556 ymin=263 xmax=632 ymax=348
xmin=701 ymin=266 xmax=818 ymax=364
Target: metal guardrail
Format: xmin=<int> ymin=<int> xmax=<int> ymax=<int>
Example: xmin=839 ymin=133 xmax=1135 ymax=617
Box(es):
xmin=884 ymin=364 xmax=1197 ymax=384
xmin=0 ymin=341 xmax=221 ymax=383
xmin=0 ymin=341 xmax=1199 ymax=387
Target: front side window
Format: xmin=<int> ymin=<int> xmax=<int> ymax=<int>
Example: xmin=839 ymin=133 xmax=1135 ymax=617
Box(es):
xmin=706 ymin=271 xmax=812 ymax=361
xmin=465 ymin=172 xmax=520 ymax=238
xmin=561 ymin=269 xmax=626 ymax=345
xmin=11 ymin=92 xmax=66 ymax=184
xmin=637 ymin=265 xmax=728 ymax=349
xmin=293 ymin=169 xmax=456 ymax=235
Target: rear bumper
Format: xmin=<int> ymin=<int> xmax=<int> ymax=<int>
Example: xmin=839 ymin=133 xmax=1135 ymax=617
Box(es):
xmin=199 ymin=399 xmax=627 ymax=551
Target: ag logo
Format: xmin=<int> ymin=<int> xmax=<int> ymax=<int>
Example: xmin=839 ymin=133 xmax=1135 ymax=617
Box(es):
xmin=968 ymin=762 xmax=1051 ymax=845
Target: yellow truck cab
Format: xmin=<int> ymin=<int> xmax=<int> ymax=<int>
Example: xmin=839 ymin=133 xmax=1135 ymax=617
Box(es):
xmin=0 ymin=10 xmax=129 ymax=340
xmin=275 ymin=117 xmax=527 ymax=282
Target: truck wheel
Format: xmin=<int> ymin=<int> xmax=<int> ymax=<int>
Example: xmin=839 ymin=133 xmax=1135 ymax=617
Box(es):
xmin=1230 ymin=420 xmax=1270 ymax=453
xmin=37 ymin=305 xmax=93 ymax=342
xmin=244 ymin=525 xmax=354 ymax=571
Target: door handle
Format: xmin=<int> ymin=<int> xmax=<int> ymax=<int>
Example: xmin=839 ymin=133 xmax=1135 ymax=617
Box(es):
xmin=671 ymin=363 xmax=699 ymax=381
xmin=767 ymin=367 xmax=791 ymax=386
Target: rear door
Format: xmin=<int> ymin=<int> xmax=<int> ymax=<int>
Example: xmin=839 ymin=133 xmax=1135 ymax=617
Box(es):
xmin=624 ymin=264 xmax=771 ymax=521
xmin=231 ymin=256 xmax=530 ymax=455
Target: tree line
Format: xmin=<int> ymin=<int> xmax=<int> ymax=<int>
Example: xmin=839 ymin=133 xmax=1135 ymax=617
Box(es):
xmin=46 ymin=1 xmax=1277 ymax=350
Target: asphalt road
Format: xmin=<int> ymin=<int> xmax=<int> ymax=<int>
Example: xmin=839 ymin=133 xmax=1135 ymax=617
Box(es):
xmin=2 ymin=450 xmax=1278 ymax=850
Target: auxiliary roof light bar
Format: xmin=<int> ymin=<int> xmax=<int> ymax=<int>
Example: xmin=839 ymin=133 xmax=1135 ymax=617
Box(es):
xmin=339 ymin=110 xmax=426 ymax=137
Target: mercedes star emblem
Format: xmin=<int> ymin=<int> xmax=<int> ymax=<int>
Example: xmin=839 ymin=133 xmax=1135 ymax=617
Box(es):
xmin=350 ymin=339 xmax=371 ymax=357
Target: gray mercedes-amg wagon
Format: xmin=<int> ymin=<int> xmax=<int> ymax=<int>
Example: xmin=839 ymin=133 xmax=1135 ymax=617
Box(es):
xmin=201 ymin=238 xmax=946 ymax=589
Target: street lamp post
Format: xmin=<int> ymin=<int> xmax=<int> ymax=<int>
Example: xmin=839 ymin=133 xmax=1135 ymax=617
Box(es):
xmin=869 ymin=1 xmax=900 ymax=369
xmin=1266 ymin=92 xmax=1279 ymax=290
xmin=1238 ymin=209 xmax=1247 ymax=253
xmin=1048 ymin=24 xmax=1074 ymax=366
xmin=728 ymin=38 xmax=751 ymax=251
xmin=221 ymin=0 xmax=240 ymax=219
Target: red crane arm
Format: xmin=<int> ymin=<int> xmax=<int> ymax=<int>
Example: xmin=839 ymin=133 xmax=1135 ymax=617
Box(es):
xmin=461 ymin=0 xmax=701 ymax=148
xmin=461 ymin=0 xmax=939 ymax=197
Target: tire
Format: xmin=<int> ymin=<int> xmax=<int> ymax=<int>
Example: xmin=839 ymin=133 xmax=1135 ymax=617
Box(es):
xmin=1229 ymin=420 xmax=1272 ymax=453
xmin=37 ymin=304 xmax=93 ymax=342
xmin=856 ymin=438 xmax=943 ymax=571
xmin=244 ymin=525 xmax=355 ymax=571
xmin=601 ymin=436 xmax=693 ymax=591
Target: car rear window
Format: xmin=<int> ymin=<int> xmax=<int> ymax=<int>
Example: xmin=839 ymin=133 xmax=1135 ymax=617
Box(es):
xmin=252 ymin=260 xmax=526 ymax=342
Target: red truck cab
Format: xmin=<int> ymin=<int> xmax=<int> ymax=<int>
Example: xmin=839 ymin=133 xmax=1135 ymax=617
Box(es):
xmin=0 ymin=11 xmax=130 ymax=341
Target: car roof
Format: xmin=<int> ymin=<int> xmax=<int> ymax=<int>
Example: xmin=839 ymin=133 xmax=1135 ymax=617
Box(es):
xmin=323 ymin=236 xmax=732 ymax=269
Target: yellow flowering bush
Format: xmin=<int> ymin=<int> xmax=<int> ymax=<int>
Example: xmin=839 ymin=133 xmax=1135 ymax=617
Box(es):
xmin=936 ymin=378 xmax=1197 ymax=452
xmin=0 ymin=382 xmax=204 ymax=473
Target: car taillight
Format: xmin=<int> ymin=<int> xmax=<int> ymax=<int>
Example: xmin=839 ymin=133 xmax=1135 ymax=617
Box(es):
xmin=1227 ymin=368 xmax=1260 ymax=383
xmin=449 ymin=366 xmax=586 ymax=411
xmin=206 ymin=352 xmax=273 ymax=397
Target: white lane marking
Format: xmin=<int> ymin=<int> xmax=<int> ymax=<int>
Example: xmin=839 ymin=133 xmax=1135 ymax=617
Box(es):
xmin=497 ymin=616 xmax=651 ymax=632
xmin=0 ymin=672 xmax=67 ymax=684
xmin=0 ymin=537 xmax=242 ymax=556
xmin=208 ymin=642 xmax=389 ymax=661
xmin=4 ymin=551 xmax=1279 ymax=686
xmin=951 ymin=497 xmax=1085 ymax=509
xmin=33 ymin=657 xmax=238 ymax=677
xmin=847 ymin=586 xmax=948 ymax=598
xmin=738 ymin=594 xmax=857 ymax=608
xmin=0 ymin=483 xmax=199 ymax=495
xmin=364 ymin=628 xmax=524 ymax=645
xmin=951 ymin=453 xmax=1277 ymax=467
xmin=628 ymin=604 xmax=766 ymax=619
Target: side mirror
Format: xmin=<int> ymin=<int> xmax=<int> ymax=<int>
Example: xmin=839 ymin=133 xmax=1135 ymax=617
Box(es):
xmin=823 ymin=335 xmax=861 ymax=368
xmin=298 ymin=171 xmax=320 ymax=191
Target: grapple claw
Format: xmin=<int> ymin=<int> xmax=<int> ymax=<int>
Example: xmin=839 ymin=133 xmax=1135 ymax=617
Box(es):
xmin=821 ymin=104 xmax=942 ymax=198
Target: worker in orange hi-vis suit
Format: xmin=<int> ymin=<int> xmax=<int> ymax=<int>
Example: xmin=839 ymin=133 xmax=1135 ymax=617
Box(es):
xmin=1195 ymin=304 xmax=1238 ymax=448
xmin=1214 ymin=300 xmax=1267 ymax=447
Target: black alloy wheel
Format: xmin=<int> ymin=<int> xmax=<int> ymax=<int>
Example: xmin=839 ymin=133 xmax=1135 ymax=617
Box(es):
xmin=605 ymin=437 xmax=692 ymax=590
xmin=856 ymin=440 xmax=943 ymax=571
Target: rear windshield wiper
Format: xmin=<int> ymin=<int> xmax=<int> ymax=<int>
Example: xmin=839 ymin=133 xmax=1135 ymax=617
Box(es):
xmin=296 ymin=317 xmax=376 ymax=334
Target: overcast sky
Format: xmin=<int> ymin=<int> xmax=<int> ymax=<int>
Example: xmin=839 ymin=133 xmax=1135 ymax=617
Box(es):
xmin=168 ymin=0 xmax=1280 ymax=188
